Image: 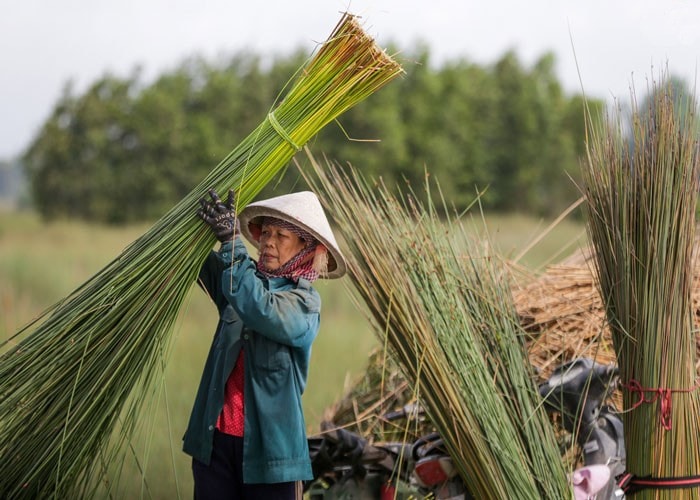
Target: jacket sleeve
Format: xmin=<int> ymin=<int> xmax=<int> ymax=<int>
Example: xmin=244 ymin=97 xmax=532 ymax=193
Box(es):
xmin=197 ymin=250 xmax=219 ymax=296
xmin=216 ymin=239 xmax=320 ymax=348
xmin=197 ymin=249 xmax=224 ymax=304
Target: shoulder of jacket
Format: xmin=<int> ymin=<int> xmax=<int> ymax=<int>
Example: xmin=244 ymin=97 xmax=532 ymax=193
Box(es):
xmin=295 ymin=278 xmax=318 ymax=295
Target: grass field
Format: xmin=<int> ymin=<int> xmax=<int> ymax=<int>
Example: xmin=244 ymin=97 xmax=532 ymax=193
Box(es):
xmin=0 ymin=210 xmax=585 ymax=498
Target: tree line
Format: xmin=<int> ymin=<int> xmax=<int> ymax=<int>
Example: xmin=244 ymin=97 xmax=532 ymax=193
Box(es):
xmin=23 ymin=44 xmax=605 ymax=223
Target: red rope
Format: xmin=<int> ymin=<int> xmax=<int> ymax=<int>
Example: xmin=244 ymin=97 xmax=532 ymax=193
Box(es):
xmin=620 ymin=378 xmax=700 ymax=431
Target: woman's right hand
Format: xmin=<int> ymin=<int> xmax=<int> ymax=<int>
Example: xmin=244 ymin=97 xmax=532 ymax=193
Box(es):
xmin=197 ymin=188 xmax=240 ymax=242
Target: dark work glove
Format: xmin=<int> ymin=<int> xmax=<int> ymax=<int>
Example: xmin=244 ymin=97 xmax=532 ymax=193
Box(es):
xmin=197 ymin=188 xmax=240 ymax=242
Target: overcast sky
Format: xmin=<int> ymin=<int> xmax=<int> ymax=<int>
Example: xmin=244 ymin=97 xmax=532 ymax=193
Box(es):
xmin=2 ymin=0 xmax=698 ymax=159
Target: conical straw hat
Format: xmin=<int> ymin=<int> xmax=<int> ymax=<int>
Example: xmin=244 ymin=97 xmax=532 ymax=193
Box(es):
xmin=240 ymin=191 xmax=347 ymax=279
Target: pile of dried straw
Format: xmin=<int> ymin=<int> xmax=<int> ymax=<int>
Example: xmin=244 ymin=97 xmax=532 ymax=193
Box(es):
xmin=514 ymin=245 xmax=700 ymax=380
xmin=327 ymin=243 xmax=700 ymax=436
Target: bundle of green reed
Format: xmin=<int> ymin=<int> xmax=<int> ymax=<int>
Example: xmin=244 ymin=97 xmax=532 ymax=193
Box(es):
xmin=302 ymin=153 xmax=571 ymax=499
xmin=582 ymin=76 xmax=700 ymax=498
xmin=0 ymin=13 xmax=402 ymax=498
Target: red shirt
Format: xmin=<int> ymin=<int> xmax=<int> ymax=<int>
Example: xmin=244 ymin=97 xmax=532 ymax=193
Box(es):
xmin=216 ymin=350 xmax=245 ymax=436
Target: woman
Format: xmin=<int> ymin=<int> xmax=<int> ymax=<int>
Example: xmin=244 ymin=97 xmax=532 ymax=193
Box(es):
xmin=183 ymin=189 xmax=346 ymax=499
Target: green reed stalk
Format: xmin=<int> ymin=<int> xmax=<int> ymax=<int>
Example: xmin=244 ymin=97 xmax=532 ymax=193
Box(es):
xmin=302 ymin=153 xmax=571 ymax=499
xmin=0 ymin=13 xmax=403 ymax=499
xmin=582 ymin=77 xmax=700 ymax=499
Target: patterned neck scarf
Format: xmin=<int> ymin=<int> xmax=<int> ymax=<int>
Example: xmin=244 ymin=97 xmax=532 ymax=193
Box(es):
xmin=256 ymin=217 xmax=320 ymax=283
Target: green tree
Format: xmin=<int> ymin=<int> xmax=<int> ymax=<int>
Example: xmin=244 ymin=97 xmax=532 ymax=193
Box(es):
xmin=23 ymin=45 xmax=604 ymax=223
xmin=429 ymin=59 xmax=498 ymax=210
xmin=24 ymin=75 xmax=141 ymax=221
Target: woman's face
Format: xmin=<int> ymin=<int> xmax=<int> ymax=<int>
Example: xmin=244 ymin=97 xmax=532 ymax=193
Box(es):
xmin=258 ymin=223 xmax=306 ymax=270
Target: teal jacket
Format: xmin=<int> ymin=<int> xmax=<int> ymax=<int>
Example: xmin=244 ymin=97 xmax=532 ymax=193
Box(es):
xmin=182 ymin=238 xmax=321 ymax=483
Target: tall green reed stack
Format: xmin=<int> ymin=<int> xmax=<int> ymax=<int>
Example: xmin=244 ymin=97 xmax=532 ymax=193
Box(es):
xmin=582 ymin=76 xmax=700 ymax=498
xmin=0 ymin=13 xmax=402 ymax=498
xmin=303 ymin=154 xmax=571 ymax=499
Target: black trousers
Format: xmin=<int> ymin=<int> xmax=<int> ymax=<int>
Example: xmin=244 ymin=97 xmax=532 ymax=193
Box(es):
xmin=192 ymin=430 xmax=300 ymax=500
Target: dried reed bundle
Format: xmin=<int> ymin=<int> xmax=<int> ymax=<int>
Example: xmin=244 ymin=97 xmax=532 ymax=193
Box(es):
xmin=302 ymin=154 xmax=571 ymax=499
xmin=0 ymin=14 xmax=402 ymax=498
xmin=516 ymin=244 xmax=700 ymax=383
xmin=582 ymin=76 xmax=700 ymax=497
xmin=322 ymin=348 xmax=418 ymax=442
